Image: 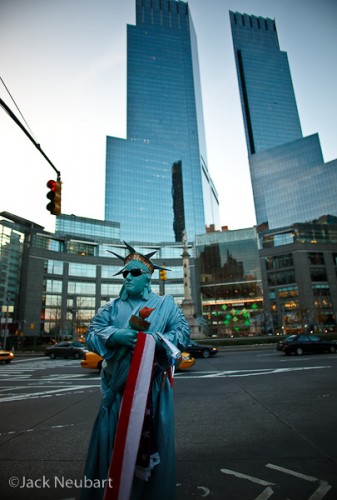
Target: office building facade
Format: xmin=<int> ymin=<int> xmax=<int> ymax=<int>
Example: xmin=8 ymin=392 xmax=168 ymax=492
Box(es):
xmin=230 ymin=11 xmax=337 ymax=229
xmin=2 ymin=209 xmax=336 ymax=342
xmin=259 ymin=218 xmax=337 ymax=333
xmin=195 ymin=226 xmax=264 ymax=337
xmin=0 ymin=212 xmax=192 ymax=344
xmin=105 ymin=0 xmax=219 ymax=243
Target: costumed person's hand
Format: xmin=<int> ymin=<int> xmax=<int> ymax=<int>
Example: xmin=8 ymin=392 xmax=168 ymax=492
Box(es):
xmin=110 ymin=328 xmax=138 ymax=348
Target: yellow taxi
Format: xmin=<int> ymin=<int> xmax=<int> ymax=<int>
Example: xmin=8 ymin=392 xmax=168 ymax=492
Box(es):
xmin=177 ymin=351 xmax=195 ymax=370
xmin=81 ymin=351 xmax=195 ymax=372
xmin=81 ymin=351 xmax=103 ymax=371
xmin=0 ymin=349 xmax=15 ymax=364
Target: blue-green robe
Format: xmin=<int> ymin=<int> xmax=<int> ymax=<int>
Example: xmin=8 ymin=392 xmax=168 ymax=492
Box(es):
xmin=81 ymin=292 xmax=191 ymax=500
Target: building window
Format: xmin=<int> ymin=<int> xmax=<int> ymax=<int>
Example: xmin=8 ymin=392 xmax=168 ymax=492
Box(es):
xmin=45 ymin=295 xmax=62 ymax=307
xmin=308 ymin=252 xmax=324 ymax=265
xmin=66 ymin=310 xmax=95 ymax=321
xmin=67 ymin=296 xmax=96 ymax=308
xmin=68 ymin=263 xmax=96 ymax=278
xmin=310 ymin=268 xmax=327 ymax=282
xmin=163 ymin=283 xmax=184 ymax=297
xmin=46 ymin=279 xmax=63 ymax=293
xmin=67 ymin=241 xmax=97 ymax=256
xmin=101 ymin=283 xmax=121 ymax=297
xmin=265 ymin=253 xmax=293 ymax=270
xmin=277 ymin=286 xmax=298 ymax=298
xmin=101 ymin=266 xmax=123 ymax=279
xmin=46 ymin=260 xmax=63 ymax=275
xmin=262 ymin=232 xmax=294 ymax=248
xmin=43 ymin=308 xmax=62 ymax=321
xmin=68 ymin=281 xmax=96 ymax=295
xmin=43 ymin=322 xmax=59 ymax=335
xmin=313 ymin=284 xmax=330 ymax=296
xmin=33 ymin=235 xmax=64 ymax=252
xmin=267 ymin=270 xmax=296 ymax=286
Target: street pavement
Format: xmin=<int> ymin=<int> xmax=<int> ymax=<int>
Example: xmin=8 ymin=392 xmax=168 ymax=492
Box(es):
xmin=0 ymin=349 xmax=336 ymax=499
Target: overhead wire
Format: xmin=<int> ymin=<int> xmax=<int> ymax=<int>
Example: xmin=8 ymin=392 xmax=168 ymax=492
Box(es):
xmin=0 ymin=75 xmax=37 ymax=141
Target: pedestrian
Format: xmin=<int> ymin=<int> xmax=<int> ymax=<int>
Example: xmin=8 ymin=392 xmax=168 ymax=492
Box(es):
xmin=81 ymin=242 xmax=191 ymax=500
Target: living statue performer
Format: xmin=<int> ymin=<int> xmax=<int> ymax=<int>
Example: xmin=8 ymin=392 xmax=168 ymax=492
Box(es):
xmin=81 ymin=242 xmax=191 ymax=500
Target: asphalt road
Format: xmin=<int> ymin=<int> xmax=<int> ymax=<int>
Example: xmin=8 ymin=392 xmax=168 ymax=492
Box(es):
xmin=0 ymin=348 xmax=336 ymax=500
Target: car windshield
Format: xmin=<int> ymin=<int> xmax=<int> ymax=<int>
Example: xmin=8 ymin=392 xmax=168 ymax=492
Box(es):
xmin=54 ymin=341 xmax=85 ymax=348
xmin=285 ymin=335 xmax=297 ymax=342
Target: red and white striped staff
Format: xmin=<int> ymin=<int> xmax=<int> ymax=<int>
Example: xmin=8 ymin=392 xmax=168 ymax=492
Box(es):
xmin=103 ymin=331 xmax=155 ymax=500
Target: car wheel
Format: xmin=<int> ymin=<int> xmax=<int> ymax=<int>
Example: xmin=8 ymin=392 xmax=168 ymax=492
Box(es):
xmin=73 ymin=352 xmax=80 ymax=360
xmin=329 ymin=345 xmax=336 ymax=354
xmin=296 ymin=347 xmax=303 ymax=356
xmin=50 ymin=352 xmax=56 ymax=359
xmin=202 ymin=349 xmax=211 ymax=358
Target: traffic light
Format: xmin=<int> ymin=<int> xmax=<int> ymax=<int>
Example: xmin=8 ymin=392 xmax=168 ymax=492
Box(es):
xmin=159 ymin=270 xmax=167 ymax=281
xmin=46 ymin=179 xmax=62 ymax=215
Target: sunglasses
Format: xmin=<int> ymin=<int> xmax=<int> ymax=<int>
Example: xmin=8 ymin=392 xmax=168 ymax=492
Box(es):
xmin=122 ymin=269 xmax=148 ymax=279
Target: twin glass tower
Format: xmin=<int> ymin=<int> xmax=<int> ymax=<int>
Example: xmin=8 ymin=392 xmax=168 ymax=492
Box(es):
xmin=105 ymin=2 xmax=337 ymax=242
xmin=105 ymin=0 xmax=219 ymax=243
xmin=229 ymin=11 xmax=337 ymax=229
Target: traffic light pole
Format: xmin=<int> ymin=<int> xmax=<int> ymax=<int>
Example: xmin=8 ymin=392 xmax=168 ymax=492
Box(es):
xmin=0 ymin=97 xmax=61 ymax=179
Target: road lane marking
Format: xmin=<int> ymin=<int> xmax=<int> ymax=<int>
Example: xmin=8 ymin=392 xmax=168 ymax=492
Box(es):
xmin=254 ymin=487 xmax=274 ymax=500
xmin=220 ymin=468 xmax=275 ymax=486
xmin=266 ymin=463 xmax=318 ymax=482
xmin=0 ymin=372 xmax=98 ymax=383
xmin=266 ymin=464 xmax=331 ymax=500
xmin=0 ymin=423 xmax=76 ymax=437
xmin=308 ymin=483 xmax=332 ymax=500
xmin=10 ymin=357 xmax=44 ymax=363
xmin=0 ymin=384 xmax=100 ymax=402
xmin=221 ymin=465 xmax=332 ymax=499
xmin=175 ymin=366 xmax=329 ymax=379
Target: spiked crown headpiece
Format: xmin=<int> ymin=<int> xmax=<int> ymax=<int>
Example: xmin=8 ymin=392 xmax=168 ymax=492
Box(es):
xmin=107 ymin=241 xmax=170 ymax=275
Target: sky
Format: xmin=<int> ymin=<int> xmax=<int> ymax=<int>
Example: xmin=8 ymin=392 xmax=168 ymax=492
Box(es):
xmin=1 ymin=0 xmax=336 ymax=234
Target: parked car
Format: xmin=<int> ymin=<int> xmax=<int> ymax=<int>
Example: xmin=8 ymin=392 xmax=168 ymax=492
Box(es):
xmin=277 ymin=334 xmax=337 ymax=356
xmin=45 ymin=341 xmax=87 ymax=360
xmin=81 ymin=351 xmax=195 ymax=372
xmin=185 ymin=340 xmax=218 ymax=358
xmin=0 ymin=349 xmax=15 ymax=364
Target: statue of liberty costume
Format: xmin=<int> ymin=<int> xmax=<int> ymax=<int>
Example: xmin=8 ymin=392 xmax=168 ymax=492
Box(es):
xmin=81 ymin=243 xmax=191 ymax=500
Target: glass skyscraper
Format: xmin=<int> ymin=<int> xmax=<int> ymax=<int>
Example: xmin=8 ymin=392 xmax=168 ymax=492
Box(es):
xmin=230 ymin=11 xmax=337 ymax=229
xmin=105 ymin=0 xmax=219 ymax=243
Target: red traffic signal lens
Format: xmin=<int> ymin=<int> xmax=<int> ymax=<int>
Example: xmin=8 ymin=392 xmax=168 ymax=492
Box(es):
xmin=47 ymin=180 xmax=56 ymax=190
